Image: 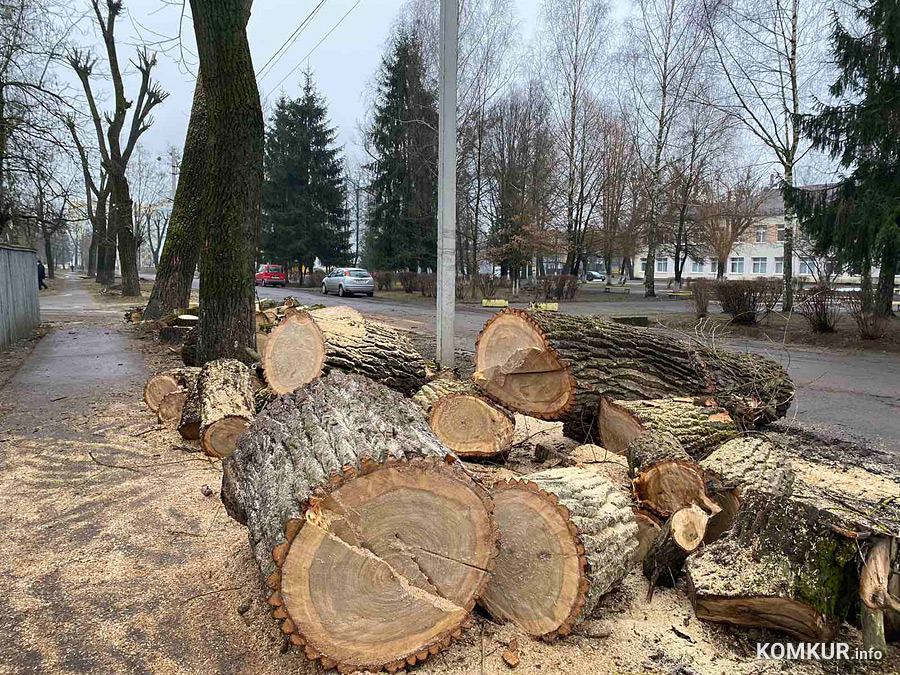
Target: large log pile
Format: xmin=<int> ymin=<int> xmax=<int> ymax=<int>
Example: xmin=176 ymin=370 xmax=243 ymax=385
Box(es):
xmin=473 ymin=309 xmax=794 ymax=442
xmin=134 ymin=301 xmax=900 ymax=670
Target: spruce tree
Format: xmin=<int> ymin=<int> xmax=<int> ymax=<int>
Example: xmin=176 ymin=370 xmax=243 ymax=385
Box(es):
xmin=365 ymin=29 xmax=438 ymax=272
xmin=793 ymin=0 xmax=900 ymax=315
xmin=261 ymin=71 xmax=349 ymax=282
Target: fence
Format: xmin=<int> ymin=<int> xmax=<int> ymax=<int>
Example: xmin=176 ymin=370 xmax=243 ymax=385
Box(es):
xmin=1 ymin=244 xmax=41 ymax=350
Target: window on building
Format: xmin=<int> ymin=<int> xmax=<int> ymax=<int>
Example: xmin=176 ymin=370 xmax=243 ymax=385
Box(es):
xmin=777 ymin=224 xmax=786 ymax=242
xmin=711 ymin=260 xmax=719 ymax=275
xmin=640 ymin=258 xmax=647 ymax=272
xmin=752 ymin=257 xmax=767 ymax=274
xmin=800 ymin=258 xmax=815 ymax=275
xmin=774 ymin=257 xmax=784 ymax=274
xmin=691 ymin=260 xmax=703 ymax=273
xmin=656 ymin=258 xmax=668 ymax=273
xmin=755 ymin=225 xmax=767 ymax=243
xmin=730 ymin=257 xmax=745 ymax=274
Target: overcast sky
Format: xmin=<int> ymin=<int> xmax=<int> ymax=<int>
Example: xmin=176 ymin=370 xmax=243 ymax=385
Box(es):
xmin=68 ymin=0 xmax=569 ymax=168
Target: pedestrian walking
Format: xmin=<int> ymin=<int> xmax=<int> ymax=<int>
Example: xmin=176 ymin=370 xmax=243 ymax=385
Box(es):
xmin=37 ymin=260 xmax=48 ymax=290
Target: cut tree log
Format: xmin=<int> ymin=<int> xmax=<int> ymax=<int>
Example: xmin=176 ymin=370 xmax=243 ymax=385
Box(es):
xmin=480 ymin=468 xmax=638 ymax=639
xmin=413 ymin=379 xmax=515 ymax=460
xmin=181 ymin=327 xmax=198 ymax=366
xmin=157 ymin=389 xmax=188 ymax=426
xmin=699 ymin=437 xmax=795 ymax=542
xmin=860 ymin=537 xmax=900 ymax=652
xmin=143 ymin=367 xmax=200 ymax=412
xmin=624 ymin=430 xmax=691 ymax=476
xmin=197 ymin=359 xmax=254 ymax=458
xmin=220 ymin=372 xmax=498 ymax=673
xmin=632 ymin=508 xmax=663 ymax=564
xmin=643 ymin=504 xmax=710 ymax=597
xmin=685 ymin=491 xmax=859 ymax=642
xmin=599 ymin=397 xmax=739 ymax=460
xmin=473 ymin=309 xmax=794 ymax=442
xmin=173 ymin=314 xmax=198 ymax=327
xmin=632 ymin=458 xmax=720 ymax=519
xmin=178 ymin=382 xmax=201 ymax=440
xmin=158 ymin=325 xmax=191 ymax=345
xmin=263 ymin=309 xmax=425 ymax=396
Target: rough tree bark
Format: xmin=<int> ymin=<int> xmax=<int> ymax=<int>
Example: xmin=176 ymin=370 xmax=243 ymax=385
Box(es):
xmin=197 ymin=358 xmax=254 ymax=458
xmin=480 ymin=468 xmax=638 ymax=639
xmin=685 ymin=492 xmax=859 ymax=641
xmin=142 ymin=75 xmax=208 ymax=320
xmin=474 ymin=310 xmax=794 ymax=443
xmin=189 ymin=0 xmax=263 ymax=363
xmin=220 ymin=372 xmax=498 ymax=672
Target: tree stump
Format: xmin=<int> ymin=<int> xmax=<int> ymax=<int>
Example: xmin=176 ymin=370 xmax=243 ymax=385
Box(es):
xmin=221 ymin=372 xmax=498 ymax=672
xmin=473 ymin=309 xmax=794 ymax=442
xmin=178 ymin=382 xmax=201 ymax=440
xmin=143 ymin=367 xmax=200 ymax=412
xmin=263 ymin=308 xmax=425 ymax=396
xmin=479 ymin=468 xmax=638 ymax=639
xmin=181 ymin=327 xmax=198 ymax=366
xmin=599 ymin=397 xmax=739 ymax=459
xmin=413 ymin=379 xmax=515 ymax=460
xmin=197 ymin=359 xmax=254 ymax=458
xmin=685 ymin=492 xmax=859 ymax=641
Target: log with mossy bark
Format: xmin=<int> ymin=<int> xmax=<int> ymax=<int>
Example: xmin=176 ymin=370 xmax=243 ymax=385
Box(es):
xmin=143 ymin=367 xmax=200 ymax=412
xmin=685 ymin=491 xmax=859 ymax=641
xmin=413 ymin=379 xmax=515 ymax=460
xmin=479 ymin=468 xmax=638 ymax=639
xmin=473 ymin=309 xmax=794 ymax=443
xmin=599 ymin=397 xmax=739 ymax=460
xmin=220 ymin=371 xmax=498 ymax=673
xmin=263 ymin=307 xmax=425 ymax=396
xmin=197 ymin=359 xmax=254 ymax=458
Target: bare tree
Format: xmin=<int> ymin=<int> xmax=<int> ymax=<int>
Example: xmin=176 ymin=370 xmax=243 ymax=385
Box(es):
xmin=545 ymin=0 xmax=611 ymax=276
xmin=68 ymin=0 xmax=167 ymax=295
xmin=66 ymin=115 xmax=109 ymax=277
xmin=700 ymin=167 xmax=766 ymax=279
xmin=700 ymin=0 xmax=826 ymax=309
xmin=128 ymin=145 xmax=169 ymax=267
xmin=625 ymin=0 xmax=707 ymax=296
xmin=596 ymin=112 xmax=634 ymax=284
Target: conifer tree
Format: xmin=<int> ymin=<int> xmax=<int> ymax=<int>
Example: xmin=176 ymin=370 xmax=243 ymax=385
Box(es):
xmin=793 ymin=0 xmax=900 ymax=315
xmin=261 ymin=71 xmax=349 ymax=282
xmin=364 ymin=29 xmax=438 ymax=272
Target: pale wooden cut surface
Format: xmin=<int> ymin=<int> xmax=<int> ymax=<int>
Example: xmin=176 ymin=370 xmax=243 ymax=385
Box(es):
xmin=262 ymin=313 xmax=326 ymax=395
xmin=142 ymin=367 xmax=199 ymax=412
xmin=632 ymin=459 xmax=719 ymax=519
xmin=156 ymin=390 xmax=187 ymax=425
xmin=198 ymin=359 xmax=253 ymax=458
xmin=428 ymin=393 xmax=515 ymax=459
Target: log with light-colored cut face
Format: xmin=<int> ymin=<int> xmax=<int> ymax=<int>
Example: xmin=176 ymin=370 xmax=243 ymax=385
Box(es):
xmin=427 ymin=392 xmax=514 ymax=459
xmin=599 ymin=397 xmax=739 ymax=460
xmin=643 ymin=504 xmax=711 ymax=593
xmin=632 ymin=508 xmax=662 ymax=563
xmin=263 ymin=308 xmax=425 ymax=396
xmin=197 ymin=359 xmax=253 ymax=458
xmin=473 ymin=309 xmax=794 ymax=443
xmin=480 ymin=469 xmax=638 ymax=639
xmin=632 ymin=459 xmax=720 ymax=519
xmin=624 ymin=430 xmax=691 ymax=475
xmin=143 ymin=367 xmax=199 ymax=412
xmin=157 ymin=389 xmax=187 ymax=425
xmin=221 ymin=372 xmax=497 ymax=672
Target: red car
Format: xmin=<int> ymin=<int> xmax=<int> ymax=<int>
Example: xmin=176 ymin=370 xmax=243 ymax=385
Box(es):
xmin=255 ymin=263 xmax=286 ymax=287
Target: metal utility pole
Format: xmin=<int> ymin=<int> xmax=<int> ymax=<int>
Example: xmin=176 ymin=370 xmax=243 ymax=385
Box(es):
xmin=436 ymin=0 xmax=458 ymax=368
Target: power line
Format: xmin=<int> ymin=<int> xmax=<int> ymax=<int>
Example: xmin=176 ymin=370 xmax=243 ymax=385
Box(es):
xmin=256 ymin=0 xmax=329 ymax=82
xmin=267 ymin=0 xmax=363 ymax=94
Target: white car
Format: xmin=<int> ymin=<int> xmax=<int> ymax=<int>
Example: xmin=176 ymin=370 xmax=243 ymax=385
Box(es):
xmin=322 ymin=268 xmax=375 ymax=297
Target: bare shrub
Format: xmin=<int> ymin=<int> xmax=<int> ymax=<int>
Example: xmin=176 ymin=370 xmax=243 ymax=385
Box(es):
xmin=564 ymin=275 xmax=580 ymax=299
xmin=690 ymin=279 xmax=712 ymax=317
xmin=532 ymin=275 xmax=580 ymax=300
xmin=844 ymin=291 xmax=887 ymax=339
xmin=304 ymin=270 xmax=325 ymax=288
xmin=374 ymin=270 xmax=394 ymax=291
xmin=455 ymin=275 xmax=471 ymax=300
xmin=796 ymin=287 xmax=840 ymax=333
xmin=419 ymin=274 xmax=436 ymax=298
xmin=476 ymin=274 xmax=499 ymax=298
xmin=398 ymin=271 xmax=418 ymax=293
xmin=758 ymin=278 xmax=783 ymax=322
xmin=715 ymin=280 xmax=764 ymax=325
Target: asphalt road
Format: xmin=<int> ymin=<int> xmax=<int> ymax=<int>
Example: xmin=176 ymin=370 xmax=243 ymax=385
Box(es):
xmin=251 ymin=284 xmax=900 ymax=450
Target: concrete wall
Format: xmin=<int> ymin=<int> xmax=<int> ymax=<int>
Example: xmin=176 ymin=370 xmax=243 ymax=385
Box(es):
xmin=1 ymin=245 xmax=41 ymax=350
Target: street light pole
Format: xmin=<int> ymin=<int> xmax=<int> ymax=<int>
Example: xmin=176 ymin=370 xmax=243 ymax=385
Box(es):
xmin=436 ymin=0 xmax=458 ymax=368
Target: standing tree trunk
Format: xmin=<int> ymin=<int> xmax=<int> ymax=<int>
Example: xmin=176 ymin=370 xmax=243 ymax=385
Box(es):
xmin=189 ymin=0 xmax=263 ymax=364
xmin=876 ymin=241 xmax=898 ymax=316
xmin=143 ymin=75 xmax=209 ymax=320
xmin=110 ymin=173 xmax=141 ymax=297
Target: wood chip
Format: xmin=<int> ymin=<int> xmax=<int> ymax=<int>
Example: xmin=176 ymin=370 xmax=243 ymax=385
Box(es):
xmin=502 ymin=638 xmax=520 ymax=668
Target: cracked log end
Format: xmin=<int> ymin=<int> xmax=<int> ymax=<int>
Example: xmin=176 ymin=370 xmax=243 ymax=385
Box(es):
xmin=275 ymin=460 xmax=498 ymax=673
xmin=427 ymin=393 xmax=515 ymax=460
xmin=157 ymin=389 xmax=187 ymax=425
xmin=480 ymin=469 xmax=637 ymax=639
xmin=474 ymin=310 xmax=575 ymax=419
xmin=632 ymin=459 xmax=720 ymax=519
xmin=143 ymin=367 xmax=199 ymax=412
xmin=263 ymin=313 xmax=327 ymax=395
